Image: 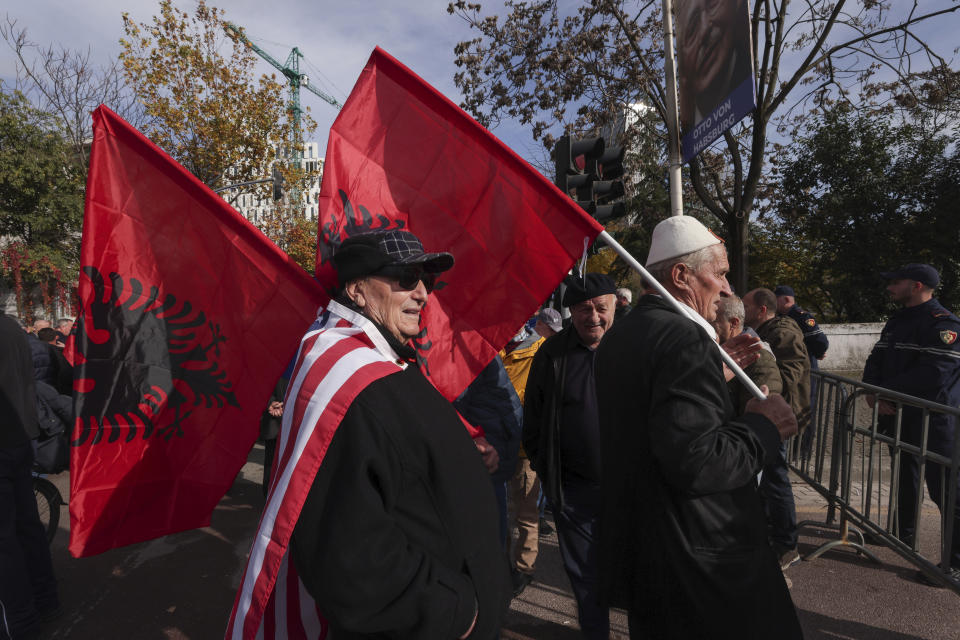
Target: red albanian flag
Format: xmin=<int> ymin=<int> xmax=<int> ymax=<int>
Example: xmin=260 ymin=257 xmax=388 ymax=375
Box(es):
xmin=315 ymin=47 xmax=603 ymax=400
xmin=68 ymin=106 xmax=324 ymax=557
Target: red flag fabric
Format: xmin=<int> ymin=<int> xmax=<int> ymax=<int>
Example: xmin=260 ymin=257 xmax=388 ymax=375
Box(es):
xmin=315 ymin=47 xmax=603 ymax=400
xmin=68 ymin=105 xmax=324 ymax=557
xmin=227 ymin=300 xmax=402 ymax=640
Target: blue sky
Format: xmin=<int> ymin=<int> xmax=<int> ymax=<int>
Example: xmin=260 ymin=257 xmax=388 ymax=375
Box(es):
xmin=1 ymin=0 xmax=544 ymax=161
xmin=3 ymin=1 xmax=958 ymax=167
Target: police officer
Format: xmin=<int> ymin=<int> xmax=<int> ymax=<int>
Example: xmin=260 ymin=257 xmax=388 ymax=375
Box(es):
xmin=775 ymin=285 xmax=829 ymax=365
xmin=862 ymin=264 xmax=960 ymax=585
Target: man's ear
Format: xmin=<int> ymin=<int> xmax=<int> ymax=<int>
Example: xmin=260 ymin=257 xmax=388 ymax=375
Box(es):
xmin=672 ymin=262 xmax=691 ymax=290
xmin=344 ymin=279 xmax=366 ymax=308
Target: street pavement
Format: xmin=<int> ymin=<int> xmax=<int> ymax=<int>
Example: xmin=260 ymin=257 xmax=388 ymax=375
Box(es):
xmin=36 ymin=445 xmax=959 ymax=639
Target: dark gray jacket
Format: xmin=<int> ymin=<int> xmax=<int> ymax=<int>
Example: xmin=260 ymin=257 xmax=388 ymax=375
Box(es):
xmin=291 ymin=360 xmax=509 ymax=639
xmin=521 ymin=326 xmax=580 ymax=508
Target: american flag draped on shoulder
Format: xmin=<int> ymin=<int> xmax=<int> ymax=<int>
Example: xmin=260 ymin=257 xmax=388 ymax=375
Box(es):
xmin=227 ymin=300 xmax=401 ymax=639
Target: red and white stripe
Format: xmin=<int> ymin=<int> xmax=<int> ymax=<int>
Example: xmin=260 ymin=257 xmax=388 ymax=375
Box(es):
xmin=226 ymin=301 xmax=403 ymax=639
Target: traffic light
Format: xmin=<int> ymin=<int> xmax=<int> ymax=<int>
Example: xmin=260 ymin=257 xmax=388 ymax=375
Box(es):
xmin=272 ymin=165 xmax=285 ymax=201
xmin=554 ymin=134 xmax=627 ymax=222
xmin=554 ymin=135 xmax=604 ymax=216
xmin=594 ymin=144 xmax=626 ymax=222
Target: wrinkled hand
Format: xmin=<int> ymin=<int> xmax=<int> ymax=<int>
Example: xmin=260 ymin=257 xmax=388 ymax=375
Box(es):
xmin=267 ymin=401 xmax=283 ymax=418
xmin=745 ymin=385 xmax=798 ymax=441
xmin=865 ymin=395 xmax=896 ymax=415
xmin=474 ymin=436 xmax=499 ymax=474
xmin=721 ymin=333 xmax=762 ymax=381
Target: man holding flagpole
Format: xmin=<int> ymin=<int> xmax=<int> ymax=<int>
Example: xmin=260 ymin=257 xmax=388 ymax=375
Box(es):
xmin=596 ymin=216 xmax=803 ymax=639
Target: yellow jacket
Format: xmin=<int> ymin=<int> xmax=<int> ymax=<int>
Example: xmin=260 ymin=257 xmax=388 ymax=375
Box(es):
xmin=501 ymin=335 xmax=544 ymax=458
xmin=499 ymin=336 xmax=545 ymax=406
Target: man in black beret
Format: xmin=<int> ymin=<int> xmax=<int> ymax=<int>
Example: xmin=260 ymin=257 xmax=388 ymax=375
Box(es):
xmin=522 ymin=272 xmax=617 ymax=638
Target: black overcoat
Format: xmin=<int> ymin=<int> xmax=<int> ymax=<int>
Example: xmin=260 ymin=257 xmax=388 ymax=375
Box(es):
xmin=291 ymin=361 xmax=510 ymax=639
xmin=595 ymin=295 xmax=802 ymax=639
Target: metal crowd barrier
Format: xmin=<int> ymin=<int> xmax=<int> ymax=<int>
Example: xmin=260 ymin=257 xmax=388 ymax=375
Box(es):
xmin=786 ymin=371 xmax=960 ymax=594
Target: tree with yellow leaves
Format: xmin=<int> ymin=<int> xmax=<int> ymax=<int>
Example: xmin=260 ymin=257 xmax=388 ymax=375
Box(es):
xmin=120 ymin=0 xmax=320 ymax=270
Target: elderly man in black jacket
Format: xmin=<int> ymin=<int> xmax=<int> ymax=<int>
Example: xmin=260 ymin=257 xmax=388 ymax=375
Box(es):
xmin=288 ymin=231 xmax=509 ymax=639
xmin=595 ymin=216 xmax=803 ymax=639
xmin=523 ymin=272 xmax=617 ymax=639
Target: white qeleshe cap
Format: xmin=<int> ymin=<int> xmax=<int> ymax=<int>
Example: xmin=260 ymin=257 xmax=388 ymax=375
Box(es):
xmin=645 ymin=216 xmax=723 ymax=266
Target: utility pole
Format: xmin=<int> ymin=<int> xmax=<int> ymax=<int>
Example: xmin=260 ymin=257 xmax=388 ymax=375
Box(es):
xmin=661 ymin=0 xmax=684 ymax=217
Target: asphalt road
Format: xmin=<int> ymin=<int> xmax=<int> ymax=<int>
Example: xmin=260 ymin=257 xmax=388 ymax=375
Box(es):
xmin=34 ymin=445 xmax=960 ymax=639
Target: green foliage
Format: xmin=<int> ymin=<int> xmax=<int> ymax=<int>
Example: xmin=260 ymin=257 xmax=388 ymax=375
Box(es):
xmin=446 ymin=0 xmax=960 ymax=292
xmin=120 ymin=0 xmax=323 ymax=256
xmin=261 ymin=210 xmax=317 ymax=275
xmin=746 ymin=220 xmax=820 ymax=310
xmin=0 ymin=85 xmax=83 ymax=317
xmin=770 ymin=104 xmax=960 ymax=322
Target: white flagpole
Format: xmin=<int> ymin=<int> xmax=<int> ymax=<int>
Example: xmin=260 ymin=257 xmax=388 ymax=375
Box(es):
xmin=662 ymin=0 xmax=684 ymax=217
xmin=599 ymin=230 xmax=766 ymax=400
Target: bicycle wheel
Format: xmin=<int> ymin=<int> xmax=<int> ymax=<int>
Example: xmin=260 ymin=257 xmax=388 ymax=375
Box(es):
xmin=33 ymin=477 xmax=62 ymax=543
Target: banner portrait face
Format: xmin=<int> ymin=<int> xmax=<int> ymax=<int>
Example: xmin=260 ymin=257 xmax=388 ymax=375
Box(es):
xmin=676 ymin=0 xmax=756 ymax=161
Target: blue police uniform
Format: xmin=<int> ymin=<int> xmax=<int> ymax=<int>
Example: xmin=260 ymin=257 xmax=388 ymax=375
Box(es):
xmin=862 ymin=297 xmax=960 ymax=569
xmin=786 ymin=305 xmax=829 ymax=364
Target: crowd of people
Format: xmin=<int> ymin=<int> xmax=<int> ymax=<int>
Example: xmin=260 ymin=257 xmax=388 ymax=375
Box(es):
xmin=236 ymin=218 xmax=816 ymax=639
xmin=4 ymin=216 xmax=959 ymax=639
xmin=241 ymin=217 xmax=960 ymax=639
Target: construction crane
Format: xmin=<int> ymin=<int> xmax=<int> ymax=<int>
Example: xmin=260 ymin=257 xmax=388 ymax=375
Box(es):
xmin=224 ymin=22 xmax=341 ymax=169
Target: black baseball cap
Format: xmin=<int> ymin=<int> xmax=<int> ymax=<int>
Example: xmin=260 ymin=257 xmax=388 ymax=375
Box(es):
xmin=880 ymin=263 xmax=939 ymax=288
xmin=333 ymin=229 xmax=454 ymax=284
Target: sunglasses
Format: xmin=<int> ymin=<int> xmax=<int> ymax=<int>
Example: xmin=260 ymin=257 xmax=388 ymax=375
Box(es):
xmin=375 ymin=266 xmax=438 ymax=293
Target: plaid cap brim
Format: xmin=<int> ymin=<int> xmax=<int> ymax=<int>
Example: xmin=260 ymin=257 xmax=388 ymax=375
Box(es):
xmin=396 ymin=251 xmax=454 ymax=273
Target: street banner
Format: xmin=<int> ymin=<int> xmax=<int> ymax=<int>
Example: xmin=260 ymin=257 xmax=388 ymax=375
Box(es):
xmin=314 ymin=46 xmax=604 ymax=401
xmin=675 ymin=0 xmax=756 ymax=161
xmin=68 ymin=105 xmax=324 ymax=557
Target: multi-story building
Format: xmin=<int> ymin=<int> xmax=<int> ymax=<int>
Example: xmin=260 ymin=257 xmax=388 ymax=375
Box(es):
xmin=601 ymin=101 xmax=653 ymax=191
xmin=233 ymin=141 xmax=324 ymax=224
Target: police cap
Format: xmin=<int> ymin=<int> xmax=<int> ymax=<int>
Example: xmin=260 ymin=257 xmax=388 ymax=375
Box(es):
xmin=880 ymin=263 xmax=939 ymax=288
